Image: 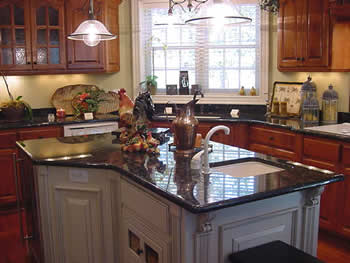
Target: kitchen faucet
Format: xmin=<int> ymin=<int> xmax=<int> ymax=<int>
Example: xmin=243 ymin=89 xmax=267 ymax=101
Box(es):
xmin=191 ymin=125 xmax=230 ymax=174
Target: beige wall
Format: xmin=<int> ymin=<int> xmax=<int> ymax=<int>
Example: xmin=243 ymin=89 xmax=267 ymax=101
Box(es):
xmin=0 ymin=1 xmax=133 ymax=109
xmin=269 ymin=15 xmax=350 ymax=112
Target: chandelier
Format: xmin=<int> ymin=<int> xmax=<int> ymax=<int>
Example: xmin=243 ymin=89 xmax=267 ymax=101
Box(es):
xmin=67 ymin=0 xmax=116 ymax=47
xmin=166 ymin=0 xmax=252 ymax=26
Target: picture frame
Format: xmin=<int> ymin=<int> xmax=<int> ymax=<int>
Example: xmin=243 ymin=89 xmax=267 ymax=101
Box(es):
xmin=166 ymin=84 xmax=178 ymax=95
xmin=271 ymin=81 xmax=303 ymax=116
xmin=179 ymin=71 xmax=189 ymax=95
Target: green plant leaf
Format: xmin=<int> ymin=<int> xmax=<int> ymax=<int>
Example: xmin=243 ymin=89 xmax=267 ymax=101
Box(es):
xmin=16 ymin=96 xmax=22 ymax=101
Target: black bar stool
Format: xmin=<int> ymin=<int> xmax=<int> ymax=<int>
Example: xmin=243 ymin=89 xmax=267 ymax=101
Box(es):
xmin=229 ymin=240 xmax=324 ymax=263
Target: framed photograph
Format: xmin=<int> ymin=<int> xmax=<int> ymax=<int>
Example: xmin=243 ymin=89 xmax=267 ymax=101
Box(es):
xmin=179 ymin=71 xmax=189 ymax=95
xmin=271 ymin=81 xmax=303 ymax=116
xmin=166 ymin=84 xmax=178 ymax=95
xmin=191 ymin=84 xmax=201 ymax=95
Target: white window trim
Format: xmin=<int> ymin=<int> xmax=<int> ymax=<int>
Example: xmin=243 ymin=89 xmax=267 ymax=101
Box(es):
xmin=131 ymin=0 xmax=269 ymax=105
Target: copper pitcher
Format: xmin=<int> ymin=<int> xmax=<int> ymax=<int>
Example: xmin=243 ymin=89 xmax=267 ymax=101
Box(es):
xmin=172 ymin=99 xmax=199 ymax=153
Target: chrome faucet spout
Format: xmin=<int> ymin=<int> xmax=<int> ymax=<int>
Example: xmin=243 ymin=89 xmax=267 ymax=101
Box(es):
xmin=202 ymin=125 xmax=230 ymax=174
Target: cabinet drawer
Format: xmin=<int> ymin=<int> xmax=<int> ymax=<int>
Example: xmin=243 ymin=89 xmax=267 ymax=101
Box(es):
xmin=0 ymin=131 xmax=17 ymax=148
xmin=121 ymin=180 xmax=169 ymax=234
xmin=249 ymin=126 xmax=296 ymax=151
xmin=18 ymin=126 xmax=62 ymax=140
xmin=303 ymin=137 xmax=341 ymax=171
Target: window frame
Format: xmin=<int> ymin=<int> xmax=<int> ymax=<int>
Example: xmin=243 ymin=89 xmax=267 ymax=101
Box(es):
xmin=131 ymin=0 xmax=269 ymax=105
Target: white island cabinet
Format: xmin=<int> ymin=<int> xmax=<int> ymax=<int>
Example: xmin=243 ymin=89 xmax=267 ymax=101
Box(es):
xmin=34 ymin=165 xmax=324 ymax=263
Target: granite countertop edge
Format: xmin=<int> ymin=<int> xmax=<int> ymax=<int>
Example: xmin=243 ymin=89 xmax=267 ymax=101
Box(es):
xmin=153 ymin=115 xmax=350 ymax=143
xmin=20 ymin=147 xmax=344 ymax=214
xmin=0 ymin=115 xmax=119 ymax=130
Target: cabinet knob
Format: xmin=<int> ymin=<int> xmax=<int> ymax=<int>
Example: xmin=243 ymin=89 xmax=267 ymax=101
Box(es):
xmin=296 ymin=57 xmax=301 ymax=61
xmin=68 ymin=61 xmax=72 ymax=64
xmin=301 ymin=57 xmax=305 ymax=62
xmin=136 ymin=248 xmax=143 ymax=255
xmin=269 ymin=136 xmax=274 ymax=141
xmin=27 ymin=61 xmax=31 ymax=65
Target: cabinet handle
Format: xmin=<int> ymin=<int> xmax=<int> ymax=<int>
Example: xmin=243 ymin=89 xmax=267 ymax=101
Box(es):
xmin=136 ymin=248 xmax=143 ymax=255
xmin=296 ymin=57 xmax=300 ymax=61
xmin=33 ymin=61 xmax=37 ymax=65
xmin=12 ymin=154 xmax=32 ymax=243
xmin=301 ymin=57 xmax=305 ymax=62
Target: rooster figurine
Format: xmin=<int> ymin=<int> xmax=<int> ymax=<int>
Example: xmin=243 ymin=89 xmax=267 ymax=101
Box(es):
xmin=117 ymin=89 xmax=159 ymax=154
xmin=118 ymin=88 xmax=134 ymax=128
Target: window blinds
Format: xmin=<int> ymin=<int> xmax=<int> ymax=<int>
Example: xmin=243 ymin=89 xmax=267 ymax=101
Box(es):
xmin=141 ymin=1 xmax=261 ymax=95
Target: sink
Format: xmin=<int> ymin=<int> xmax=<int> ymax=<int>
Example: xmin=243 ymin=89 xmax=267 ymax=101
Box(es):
xmin=212 ymin=161 xmax=284 ymax=178
xmin=157 ymin=115 xmax=221 ymax=120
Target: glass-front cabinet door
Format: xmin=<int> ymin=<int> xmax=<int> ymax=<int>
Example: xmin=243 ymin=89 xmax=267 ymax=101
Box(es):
xmin=30 ymin=0 xmax=66 ymax=70
xmin=0 ymin=0 xmax=32 ymax=71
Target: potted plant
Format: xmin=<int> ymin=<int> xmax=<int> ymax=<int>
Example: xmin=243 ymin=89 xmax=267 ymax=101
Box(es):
xmin=141 ymin=75 xmax=158 ymax=95
xmin=71 ymin=87 xmax=105 ymax=117
xmin=260 ymin=0 xmax=279 ymax=14
xmin=1 ymin=73 xmax=32 ymax=122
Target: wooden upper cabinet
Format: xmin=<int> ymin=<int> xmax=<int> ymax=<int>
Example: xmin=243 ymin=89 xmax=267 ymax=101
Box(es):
xmin=0 ymin=0 xmax=32 ymax=71
xmin=30 ymin=0 xmax=66 ymax=70
xmin=0 ymin=0 xmax=120 ymax=74
xmin=65 ymin=0 xmax=105 ymax=70
xmin=278 ymin=0 xmax=330 ymax=71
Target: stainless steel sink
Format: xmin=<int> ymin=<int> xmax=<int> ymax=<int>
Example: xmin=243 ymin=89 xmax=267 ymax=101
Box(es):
xmin=212 ymin=161 xmax=284 ymax=178
xmin=157 ymin=115 xmax=221 ymax=120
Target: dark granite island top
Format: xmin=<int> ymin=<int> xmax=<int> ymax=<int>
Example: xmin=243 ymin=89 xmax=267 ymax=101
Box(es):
xmin=17 ymin=133 xmax=343 ymax=213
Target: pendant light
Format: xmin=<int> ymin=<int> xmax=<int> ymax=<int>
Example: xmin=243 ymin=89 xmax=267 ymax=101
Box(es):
xmin=67 ymin=0 xmax=117 ymax=47
xmin=185 ymin=0 xmax=252 ymax=26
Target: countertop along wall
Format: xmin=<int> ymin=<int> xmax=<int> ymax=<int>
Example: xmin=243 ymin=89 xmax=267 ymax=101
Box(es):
xmin=0 ymin=1 xmax=133 ymax=109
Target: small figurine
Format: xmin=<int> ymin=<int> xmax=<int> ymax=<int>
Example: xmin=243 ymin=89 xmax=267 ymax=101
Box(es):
xmin=239 ymin=86 xmax=246 ymax=96
xmin=250 ymin=86 xmax=257 ymax=96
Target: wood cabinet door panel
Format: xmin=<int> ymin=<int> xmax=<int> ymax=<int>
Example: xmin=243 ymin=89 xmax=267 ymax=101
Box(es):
xmin=338 ymin=176 xmax=350 ymax=238
xmin=304 ymin=137 xmax=341 ymax=168
xmin=248 ymin=143 xmax=271 ymax=156
xmin=302 ymin=0 xmax=329 ymax=67
xmin=17 ymin=126 xmax=62 ymax=140
xmin=0 ymin=148 xmax=17 ymax=206
xmin=319 ymin=183 xmax=339 ymax=232
xmin=341 ymin=143 xmax=350 ymax=175
xmin=65 ymin=0 xmax=105 ymax=70
xmin=0 ymin=131 xmax=17 ymax=148
xmin=278 ymin=0 xmax=303 ymax=68
xmin=0 ymin=0 xmax=33 ymax=71
xmin=30 ymin=0 xmax=66 ymax=70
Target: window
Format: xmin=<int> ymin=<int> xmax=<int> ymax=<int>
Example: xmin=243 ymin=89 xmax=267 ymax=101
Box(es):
xmin=131 ymin=0 xmax=268 ymax=104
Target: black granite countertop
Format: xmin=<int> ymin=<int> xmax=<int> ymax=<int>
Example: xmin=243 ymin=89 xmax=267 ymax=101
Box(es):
xmin=0 ymin=113 xmax=119 ymax=130
xmin=17 ymin=133 xmax=343 ymax=213
xmin=153 ymin=112 xmax=350 ymax=142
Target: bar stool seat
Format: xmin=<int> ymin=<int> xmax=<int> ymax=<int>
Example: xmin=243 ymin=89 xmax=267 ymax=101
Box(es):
xmin=229 ymin=240 xmax=324 ymax=263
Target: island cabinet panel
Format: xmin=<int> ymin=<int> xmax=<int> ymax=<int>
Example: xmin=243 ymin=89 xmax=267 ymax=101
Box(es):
xmin=17 ymin=126 xmax=63 ymax=140
xmin=302 ymin=136 xmax=341 ymax=171
xmin=37 ymin=167 xmax=118 ymax=263
xmin=278 ymin=0 xmax=330 ymax=71
xmin=248 ymin=125 xmax=301 ymax=161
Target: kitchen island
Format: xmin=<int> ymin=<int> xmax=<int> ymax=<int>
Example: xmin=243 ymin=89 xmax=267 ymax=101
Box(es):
xmin=17 ymin=133 xmax=343 ymax=263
